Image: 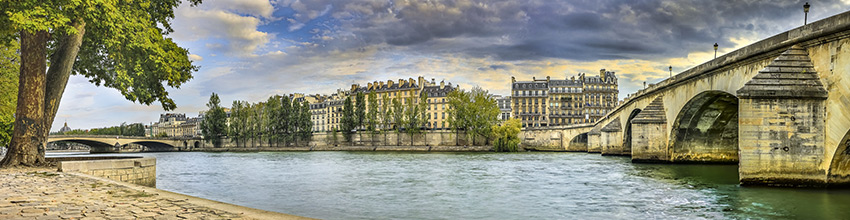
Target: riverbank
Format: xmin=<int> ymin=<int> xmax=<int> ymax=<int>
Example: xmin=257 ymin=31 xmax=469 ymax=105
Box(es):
xmin=0 ymin=166 xmax=312 ymax=219
xmin=189 ymin=145 xmax=494 ymax=152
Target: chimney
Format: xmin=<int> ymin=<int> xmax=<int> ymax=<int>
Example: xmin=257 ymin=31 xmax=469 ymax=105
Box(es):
xmin=409 ymin=78 xmax=416 ymax=87
xmin=600 ymin=69 xmax=606 ymax=79
xmin=388 ymin=80 xmax=394 ymax=88
xmin=351 ymin=84 xmax=358 ymax=92
xmin=380 ymin=81 xmax=385 ymax=88
xmin=368 ymin=82 xmax=373 ymax=90
xmin=440 ymin=81 xmax=445 ymax=89
xmin=533 ymin=77 xmax=536 ymax=81
xmin=418 ymin=76 xmax=425 ymax=88
xmin=432 ymin=78 xmax=436 ymax=84
xmin=511 ymin=76 xmax=516 ymax=83
xmin=546 ymin=76 xmax=550 ymax=82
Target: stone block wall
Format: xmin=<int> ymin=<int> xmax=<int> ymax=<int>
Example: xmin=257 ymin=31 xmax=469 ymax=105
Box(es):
xmin=601 ymin=131 xmax=625 ymax=156
xmin=58 ymin=157 xmax=156 ymax=187
xmin=739 ymin=98 xmax=827 ymax=186
xmin=631 ymin=123 xmax=668 ymax=162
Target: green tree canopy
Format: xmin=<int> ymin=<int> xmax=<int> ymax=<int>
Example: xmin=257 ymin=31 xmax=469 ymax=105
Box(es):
xmin=0 ymin=0 xmax=202 ymax=166
xmin=200 ymin=93 xmax=227 ymax=147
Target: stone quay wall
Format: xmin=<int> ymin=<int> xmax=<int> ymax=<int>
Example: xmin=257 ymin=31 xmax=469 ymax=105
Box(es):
xmin=54 ymin=157 xmax=156 ymax=187
xmin=196 ymin=130 xmax=494 ymax=152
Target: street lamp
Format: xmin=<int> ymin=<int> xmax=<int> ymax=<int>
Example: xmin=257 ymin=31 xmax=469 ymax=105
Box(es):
xmin=668 ymin=65 xmax=672 ymax=77
xmin=804 ymin=2 xmax=810 ymax=25
xmin=714 ymin=43 xmax=718 ymax=59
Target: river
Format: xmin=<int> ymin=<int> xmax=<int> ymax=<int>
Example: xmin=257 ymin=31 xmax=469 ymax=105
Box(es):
xmin=59 ymin=151 xmax=850 ymax=219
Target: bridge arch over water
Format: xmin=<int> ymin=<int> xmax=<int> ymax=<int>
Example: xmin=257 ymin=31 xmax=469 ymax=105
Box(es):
xmin=520 ymin=11 xmax=850 ymax=186
xmin=47 ymin=135 xmax=202 ymax=153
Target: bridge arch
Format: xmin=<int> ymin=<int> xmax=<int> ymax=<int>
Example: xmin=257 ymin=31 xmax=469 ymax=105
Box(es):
xmin=623 ymin=108 xmax=642 ymax=154
xmin=828 ymin=129 xmax=850 ymax=185
xmin=567 ymin=132 xmax=588 ymax=151
xmin=127 ymin=141 xmax=177 ymax=152
xmin=669 ymin=90 xmax=739 ymax=163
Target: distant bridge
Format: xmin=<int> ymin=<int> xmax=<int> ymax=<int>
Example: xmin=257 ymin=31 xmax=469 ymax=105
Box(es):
xmin=520 ymin=10 xmax=850 ymax=187
xmin=47 ymin=135 xmax=203 ymax=153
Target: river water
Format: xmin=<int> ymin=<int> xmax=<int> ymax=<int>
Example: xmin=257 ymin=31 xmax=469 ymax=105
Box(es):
xmin=75 ymin=151 xmax=850 ymax=219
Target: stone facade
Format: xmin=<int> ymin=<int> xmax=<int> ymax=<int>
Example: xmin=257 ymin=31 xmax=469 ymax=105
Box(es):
xmin=309 ymin=76 xmax=456 ymax=132
xmin=149 ymin=113 xmax=202 ymax=137
xmin=511 ymin=69 xmax=619 ymax=128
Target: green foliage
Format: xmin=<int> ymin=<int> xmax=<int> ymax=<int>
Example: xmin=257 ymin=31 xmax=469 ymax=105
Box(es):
xmin=224 ymin=95 xmax=312 ymax=147
xmin=298 ymin=100 xmax=312 ymax=142
xmin=200 ymin=93 xmax=227 ymax=147
xmin=0 ymin=0 xmax=203 ymax=110
xmin=229 ymin=100 xmax=248 ymax=144
xmin=392 ymin=98 xmax=404 ymax=132
xmin=381 ymin=94 xmax=392 ymax=131
xmin=155 ymin=132 xmax=168 ymax=138
xmin=419 ymin=92 xmax=428 ymax=129
xmin=355 ymin=92 xmax=365 ymax=130
xmin=404 ymin=97 xmax=421 ymax=137
xmin=0 ymin=114 xmax=13 ymax=147
xmin=279 ymin=96 xmax=292 ymax=143
xmin=0 ymin=39 xmax=18 ymax=147
xmin=492 ymin=118 xmax=522 ymax=152
xmin=61 ymin=123 xmax=145 ymax=136
xmin=330 ymin=128 xmax=339 ymax=145
xmin=367 ymin=91 xmax=378 ymax=132
xmin=447 ymin=87 xmax=500 ymax=145
xmin=341 ymin=97 xmax=355 ymax=141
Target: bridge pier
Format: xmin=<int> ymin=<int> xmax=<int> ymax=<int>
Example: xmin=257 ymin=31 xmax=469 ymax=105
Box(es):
xmin=587 ymin=128 xmax=601 ymax=153
xmin=631 ymin=97 xmax=669 ymax=163
xmin=737 ymin=45 xmax=829 ymax=187
xmin=600 ymin=118 xmax=626 ymax=156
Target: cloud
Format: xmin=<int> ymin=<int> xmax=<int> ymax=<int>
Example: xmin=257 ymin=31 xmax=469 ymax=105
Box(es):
xmin=171 ymin=2 xmax=272 ymax=56
xmin=188 ymin=54 xmax=203 ymax=61
xmin=54 ymin=0 xmax=850 ymax=131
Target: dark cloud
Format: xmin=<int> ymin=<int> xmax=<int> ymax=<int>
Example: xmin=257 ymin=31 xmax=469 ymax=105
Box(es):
xmin=282 ymin=0 xmax=847 ymax=61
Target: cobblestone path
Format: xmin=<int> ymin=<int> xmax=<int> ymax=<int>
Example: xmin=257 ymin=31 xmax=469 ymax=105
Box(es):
xmin=0 ymin=167 xmax=251 ymax=220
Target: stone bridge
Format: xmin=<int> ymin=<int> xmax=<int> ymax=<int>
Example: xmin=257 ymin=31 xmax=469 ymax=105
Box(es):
xmin=47 ymin=135 xmax=202 ymax=153
xmin=520 ymin=11 xmax=850 ymax=187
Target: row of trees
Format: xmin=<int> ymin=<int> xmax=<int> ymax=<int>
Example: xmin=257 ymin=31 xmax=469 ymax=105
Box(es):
xmin=338 ymin=90 xmax=429 ymax=143
xmin=59 ymin=123 xmax=146 ymax=136
xmin=200 ymin=93 xmax=313 ymax=147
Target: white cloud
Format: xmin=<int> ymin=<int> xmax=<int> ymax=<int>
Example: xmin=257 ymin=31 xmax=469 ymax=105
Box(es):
xmin=171 ymin=2 xmax=271 ymax=56
xmin=188 ymin=54 xmax=203 ymax=61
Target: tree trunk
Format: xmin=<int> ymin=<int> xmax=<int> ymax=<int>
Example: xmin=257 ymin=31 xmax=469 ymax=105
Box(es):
xmin=41 ymin=21 xmax=86 ymax=147
xmin=2 ymin=30 xmax=49 ymax=167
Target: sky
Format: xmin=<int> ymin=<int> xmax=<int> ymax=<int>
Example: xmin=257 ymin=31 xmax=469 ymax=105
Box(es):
xmin=53 ymin=0 xmax=850 ymax=131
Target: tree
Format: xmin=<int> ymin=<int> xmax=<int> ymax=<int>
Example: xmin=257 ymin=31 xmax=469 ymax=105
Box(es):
xmin=392 ymin=98 xmax=404 ymax=132
xmin=341 ymin=97 xmax=355 ymax=142
xmin=367 ymin=91 xmax=378 ymax=132
xmin=229 ymin=101 xmax=247 ymax=147
xmin=355 ymin=92 xmax=366 ymax=131
xmin=279 ymin=96 xmax=292 ymax=144
xmin=0 ymin=39 xmax=18 ymax=148
xmin=201 ymin=93 xmax=227 ymax=147
xmin=381 ymin=94 xmax=392 ymax=131
xmin=404 ymin=97 xmax=422 ymax=145
xmin=419 ymin=92 xmax=429 ymax=129
xmin=447 ymin=87 xmax=499 ymax=145
xmin=298 ymin=100 xmax=312 ymax=143
xmin=0 ymin=0 xmax=202 ymax=166
xmin=264 ymin=96 xmax=281 ymax=146
xmin=492 ymin=118 xmax=522 ymax=152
